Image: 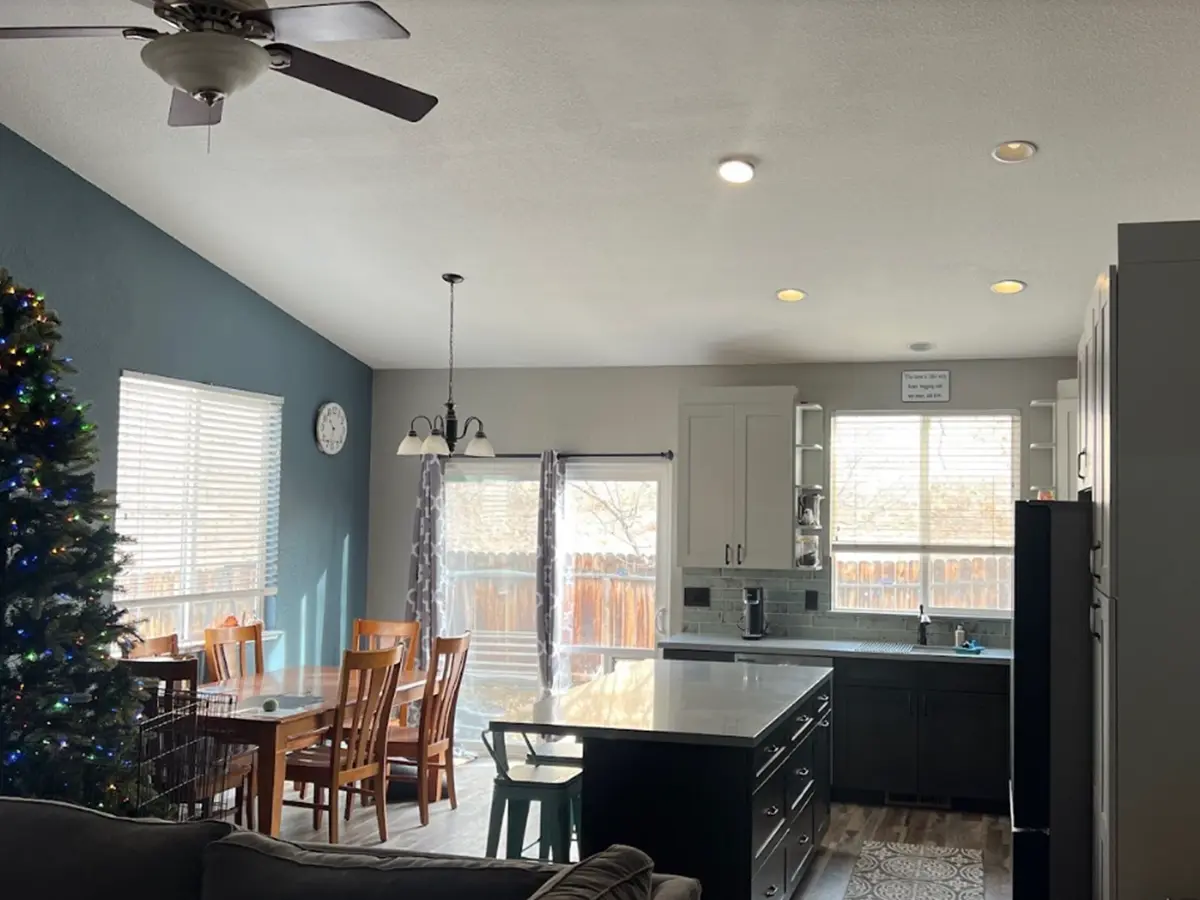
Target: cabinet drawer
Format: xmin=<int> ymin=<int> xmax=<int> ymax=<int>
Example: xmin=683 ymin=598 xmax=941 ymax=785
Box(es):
xmin=785 ymin=796 xmax=817 ymax=895
xmin=751 ymin=839 xmax=788 ymax=900
xmin=786 ymin=739 xmax=815 ymax=817
xmin=752 ymin=762 xmax=788 ymax=859
xmin=916 ymin=662 xmax=1008 ymax=694
xmin=836 ymin=658 xmax=918 ymax=688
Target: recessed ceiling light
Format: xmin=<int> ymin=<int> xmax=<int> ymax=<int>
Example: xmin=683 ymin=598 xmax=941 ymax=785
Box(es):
xmin=991 ymin=140 xmax=1038 ymax=164
xmin=776 ymin=288 xmax=806 ymax=303
xmin=908 ymin=342 xmax=935 ymax=353
xmin=717 ymin=158 xmax=755 ymax=184
xmin=990 ymin=279 xmax=1027 ymax=294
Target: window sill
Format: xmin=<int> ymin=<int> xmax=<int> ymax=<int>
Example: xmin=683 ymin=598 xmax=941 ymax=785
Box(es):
xmin=825 ymin=608 xmax=1012 ymax=621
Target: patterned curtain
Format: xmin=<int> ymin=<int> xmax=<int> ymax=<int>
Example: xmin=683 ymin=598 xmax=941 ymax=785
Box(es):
xmin=405 ymin=454 xmax=445 ymax=670
xmin=535 ymin=450 xmax=565 ymax=696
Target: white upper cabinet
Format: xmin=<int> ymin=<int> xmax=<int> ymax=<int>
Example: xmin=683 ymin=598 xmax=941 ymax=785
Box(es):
xmin=677 ymin=387 xmax=797 ymax=570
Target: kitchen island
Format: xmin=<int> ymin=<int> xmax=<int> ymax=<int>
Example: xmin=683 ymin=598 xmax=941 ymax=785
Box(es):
xmin=489 ymin=658 xmax=833 ymax=899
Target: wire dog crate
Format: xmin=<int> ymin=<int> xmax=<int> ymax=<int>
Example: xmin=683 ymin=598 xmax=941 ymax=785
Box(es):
xmin=133 ymin=689 xmax=245 ymax=821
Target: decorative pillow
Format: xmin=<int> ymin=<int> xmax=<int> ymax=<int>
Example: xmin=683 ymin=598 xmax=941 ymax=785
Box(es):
xmin=527 ymin=845 xmax=655 ymax=900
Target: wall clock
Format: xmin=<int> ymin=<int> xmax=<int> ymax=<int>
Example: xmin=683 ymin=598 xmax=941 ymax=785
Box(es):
xmin=315 ymin=402 xmax=348 ymax=455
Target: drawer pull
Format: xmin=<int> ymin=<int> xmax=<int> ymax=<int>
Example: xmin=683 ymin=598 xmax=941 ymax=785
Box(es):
xmin=818 ymin=717 xmax=831 ymax=728
xmin=797 ymin=833 xmax=811 ymax=845
xmin=764 ymin=805 xmax=781 ymax=817
xmin=817 ymin=694 xmax=829 ymax=702
xmin=763 ymin=744 xmax=784 ymax=755
xmin=764 ymin=887 xmax=779 ymax=898
xmin=795 ymin=767 xmax=810 ymax=777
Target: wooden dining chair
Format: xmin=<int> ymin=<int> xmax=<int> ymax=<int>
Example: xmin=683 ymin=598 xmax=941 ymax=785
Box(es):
xmin=385 ymin=633 xmax=471 ymax=826
xmin=351 ymin=618 xmax=420 ymax=720
xmin=128 ymin=633 xmax=180 ymax=659
xmin=282 ymin=646 xmax=404 ymax=844
xmin=204 ymin=622 xmax=264 ymax=682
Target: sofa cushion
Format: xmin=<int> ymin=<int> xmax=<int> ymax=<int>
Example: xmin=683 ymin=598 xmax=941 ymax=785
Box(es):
xmin=528 ymin=845 xmax=655 ymax=900
xmin=203 ymin=831 xmax=561 ymax=900
xmin=0 ymin=797 xmax=233 ymax=900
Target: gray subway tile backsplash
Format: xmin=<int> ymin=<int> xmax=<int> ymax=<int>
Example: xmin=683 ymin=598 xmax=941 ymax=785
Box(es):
xmin=680 ymin=567 xmax=1011 ymax=648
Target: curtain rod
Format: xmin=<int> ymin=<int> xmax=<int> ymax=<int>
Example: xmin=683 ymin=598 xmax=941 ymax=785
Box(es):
xmin=484 ymin=451 xmax=675 ymax=461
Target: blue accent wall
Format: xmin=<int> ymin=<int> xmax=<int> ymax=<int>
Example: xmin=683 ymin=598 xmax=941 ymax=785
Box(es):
xmin=0 ymin=125 xmax=372 ymax=667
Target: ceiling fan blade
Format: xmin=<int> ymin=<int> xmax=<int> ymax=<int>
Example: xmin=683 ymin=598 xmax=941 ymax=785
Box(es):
xmin=246 ymin=2 xmax=409 ymax=42
xmin=267 ymin=44 xmax=437 ymax=123
xmin=0 ymin=26 xmax=139 ymax=40
xmin=168 ymin=90 xmax=224 ymax=128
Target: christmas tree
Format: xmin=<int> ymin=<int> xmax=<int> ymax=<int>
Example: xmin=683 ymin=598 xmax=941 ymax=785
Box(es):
xmin=0 ymin=268 xmax=145 ymax=812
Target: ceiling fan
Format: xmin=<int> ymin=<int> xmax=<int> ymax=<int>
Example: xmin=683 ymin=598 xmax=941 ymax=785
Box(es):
xmin=0 ymin=1 xmax=438 ymax=126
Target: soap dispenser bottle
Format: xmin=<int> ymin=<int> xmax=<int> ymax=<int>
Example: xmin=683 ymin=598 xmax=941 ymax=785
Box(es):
xmin=954 ymin=624 xmax=966 ymax=648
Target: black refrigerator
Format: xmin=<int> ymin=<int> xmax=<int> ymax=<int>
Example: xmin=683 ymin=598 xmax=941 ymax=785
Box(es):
xmin=1010 ymin=500 xmax=1093 ymax=900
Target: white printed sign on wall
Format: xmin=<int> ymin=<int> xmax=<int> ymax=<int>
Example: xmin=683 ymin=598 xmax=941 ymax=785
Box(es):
xmin=902 ymin=370 xmax=951 ymax=403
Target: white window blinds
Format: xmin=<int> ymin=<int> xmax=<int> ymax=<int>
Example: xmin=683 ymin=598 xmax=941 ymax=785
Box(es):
xmin=831 ymin=413 xmax=1020 ymax=552
xmin=115 ymin=372 xmax=283 ymax=611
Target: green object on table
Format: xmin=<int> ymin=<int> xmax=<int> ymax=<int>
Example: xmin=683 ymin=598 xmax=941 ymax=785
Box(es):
xmin=261 ymin=697 xmax=279 ymax=712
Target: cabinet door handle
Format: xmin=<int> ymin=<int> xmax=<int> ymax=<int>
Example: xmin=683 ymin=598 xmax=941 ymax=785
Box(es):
xmin=1090 ymin=542 xmax=1101 ymax=581
xmin=763 ymin=744 xmax=784 ymax=755
xmin=764 ymin=887 xmax=780 ymax=898
xmin=818 ymin=716 xmax=831 ymax=727
xmin=737 ymin=543 xmax=744 ymax=565
xmin=817 ymin=694 xmax=829 ymax=702
xmin=921 ymin=695 xmax=928 ymax=717
xmin=908 ymin=692 xmax=913 ymax=715
xmin=795 ymin=767 xmax=810 ymax=777
xmin=1077 ymin=449 xmax=1087 ymax=480
xmin=763 ymin=805 xmax=781 ymax=817
xmin=725 ymin=544 xmax=731 ymax=565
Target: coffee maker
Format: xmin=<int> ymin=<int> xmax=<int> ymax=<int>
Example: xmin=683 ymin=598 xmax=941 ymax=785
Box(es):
xmin=741 ymin=587 xmax=768 ymax=640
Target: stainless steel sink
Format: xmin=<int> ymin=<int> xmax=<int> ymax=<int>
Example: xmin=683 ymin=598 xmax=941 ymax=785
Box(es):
xmin=853 ymin=640 xmax=978 ymax=656
xmin=911 ymin=645 xmax=965 ymax=655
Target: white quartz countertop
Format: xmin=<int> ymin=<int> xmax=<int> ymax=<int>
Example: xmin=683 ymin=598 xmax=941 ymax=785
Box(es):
xmin=488 ymin=658 xmax=833 ymax=748
xmin=659 ymin=633 xmax=1012 ymax=665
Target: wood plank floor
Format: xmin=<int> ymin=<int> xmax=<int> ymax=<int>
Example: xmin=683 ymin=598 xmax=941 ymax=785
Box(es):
xmin=276 ymin=760 xmax=1011 ymax=900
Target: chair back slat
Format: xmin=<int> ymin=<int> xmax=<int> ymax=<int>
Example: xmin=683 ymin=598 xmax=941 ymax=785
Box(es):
xmin=418 ymin=634 xmax=471 ymax=749
xmin=129 ymin=633 xmax=180 ymax=659
xmin=332 ymin=647 xmax=404 ymax=774
xmin=204 ymin=623 xmax=264 ymax=681
xmin=350 ymin=619 xmax=419 ymax=675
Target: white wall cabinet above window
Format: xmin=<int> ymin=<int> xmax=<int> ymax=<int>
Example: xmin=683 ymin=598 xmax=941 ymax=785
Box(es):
xmin=676 ymin=386 xmax=796 ymax=570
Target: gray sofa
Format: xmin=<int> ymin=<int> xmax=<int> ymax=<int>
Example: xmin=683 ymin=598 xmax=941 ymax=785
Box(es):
xmin=0 ymin=797 xmax=700 ymax=899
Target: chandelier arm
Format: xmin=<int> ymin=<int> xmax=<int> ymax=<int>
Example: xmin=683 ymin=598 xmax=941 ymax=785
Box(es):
xmin=409 ymin=414 xmax=435 ymax=433
xmin=461 ymin=415 xmax=485 ymax=435
xmin=432 ymin=414 xmax=446 ymax=432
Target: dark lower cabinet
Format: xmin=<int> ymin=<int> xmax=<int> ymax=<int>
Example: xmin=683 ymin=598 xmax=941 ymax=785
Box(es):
xmin=835 ymin=685 xmax=919 ymax=793
xmin=832 ymin=659 xmax=1010 ymax=807
xmin=918 ymin=690 xmax=1009 ymax=801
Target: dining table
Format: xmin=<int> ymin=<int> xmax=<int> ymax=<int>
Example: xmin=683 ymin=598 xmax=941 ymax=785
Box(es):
xmin=197 ymin=664 xmax=427 ymax=836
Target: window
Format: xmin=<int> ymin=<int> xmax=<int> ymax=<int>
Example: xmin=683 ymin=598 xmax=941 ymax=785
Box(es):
xmin=442 ymin=459 xmax=541 ymax=736
xmin=557 ymin=459 xmax=671 ymax=688
xmin=440 ymin=457 xmax=671 ymax=738
xmin=830 ymin=412 xmax=1019 ymax=615
xmin=115 ymin=373 xmax=283 ymax=645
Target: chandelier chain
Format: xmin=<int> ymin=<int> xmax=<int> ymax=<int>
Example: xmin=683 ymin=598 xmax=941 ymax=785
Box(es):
xmin=447 ymin=278 xmax=455 ymax=403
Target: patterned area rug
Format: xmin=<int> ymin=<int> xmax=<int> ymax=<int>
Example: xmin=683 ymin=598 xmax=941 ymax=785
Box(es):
xmin=843 ymin=841 xmax=984 ymax=900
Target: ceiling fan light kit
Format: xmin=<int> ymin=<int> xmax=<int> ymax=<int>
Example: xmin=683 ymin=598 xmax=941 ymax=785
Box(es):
xmin=141 ymin=31 xmax=270 ymax=101
xmin=0 ymin=1 xmax=438 ymax=126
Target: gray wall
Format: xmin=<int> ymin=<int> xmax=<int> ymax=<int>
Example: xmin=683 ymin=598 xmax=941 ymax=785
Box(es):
xmin=369 ymin=357 xmax=1076 ymax=635
xmin=0 ymin=125 xmax=372 ymax=667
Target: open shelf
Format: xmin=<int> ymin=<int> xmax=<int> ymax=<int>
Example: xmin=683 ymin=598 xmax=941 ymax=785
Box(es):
xmin=797 ymin=443 xmax=824 ymax=451
xmin=794 ymin=563 xmax=823 ymax=572
xmin=1030 ymin=399 xmax=1057 ymax=408
xmin=798 ymin=403 xmax=824 ymax=412
xmin=1029 ymin=442 xmax=1056 ymax=450
xmin=797 ymin=483 xmax=824 ymax=492
xmin=796 ymin=523 xmax=824 ymax=532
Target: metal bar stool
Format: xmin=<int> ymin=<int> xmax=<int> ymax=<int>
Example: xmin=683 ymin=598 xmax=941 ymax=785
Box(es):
xmin=482 ymin=730 xmax=582 ymax=863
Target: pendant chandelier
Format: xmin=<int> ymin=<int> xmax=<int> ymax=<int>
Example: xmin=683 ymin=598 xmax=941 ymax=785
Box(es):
xmin=396 ymin=273 xmax=495 ymax=458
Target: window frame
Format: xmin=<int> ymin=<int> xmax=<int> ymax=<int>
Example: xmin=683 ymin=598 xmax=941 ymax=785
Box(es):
xmin=829 ymin=409 xmax=1021 ymax=619
xmin=113 ymin=371 xmax=283 ymax=645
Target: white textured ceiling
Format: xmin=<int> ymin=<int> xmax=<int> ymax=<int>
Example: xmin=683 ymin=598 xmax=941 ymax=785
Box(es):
xmin=1 ymin=0 xmax=1198 ymax=368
